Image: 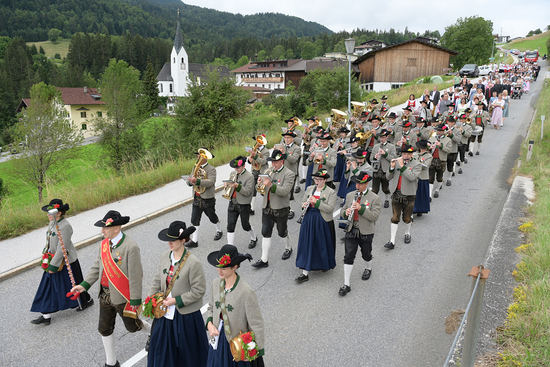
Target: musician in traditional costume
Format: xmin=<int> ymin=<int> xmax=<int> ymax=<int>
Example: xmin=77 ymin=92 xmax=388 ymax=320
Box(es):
xmin=336 ymin=136 xmax=360 ymax=200
xmin=281 ymin=119 xmax=303 ymax=193
xmin=443 ymin=117 xmax=461 ymax=186
xmin=186 ymin=148 xmax=223 ymax=247
xmin=439 ymin=102 xmax=456 ymax=122
xmin=303 ymin=126 xmax=325 ymax=189
xmin=455 ymin=113 xmax=472 ymax=175
xmin=295 ymin=169 xmax=337 ymax=283
xmin=412 ymin=140 xmax=433 ymax=217
xmin=146 ymin=221 xmax=208 ymax=367
xmin=31 ymin=199 xmax=93 ymax=326
xmin=305 ymin=132 xmax=337 ymax=189
xmin=340 ymin=148 xmax=371 ymax=203
xmin=399 ymin=106 xmax=413 ymax=124
xmin=206 ymin=245 xmax=265 ymax=367
xmin=384 ymin=145 xmax=421 ymax=250
xmin=395 ymin=121 xmax=414 ymax=152
xmin=280 ymin=117 xmax=303 ymax=145
xmin=371 ymin=130 xmax=396 ymax=209
xmin=412 ymin=117 xmax=431 ymax=142
xmin=248 ymin=135 xmax=268 ymax=215
xmin=468 ymin=101 xmax=490 ymax=156
xmin=364 ymin=115 xmax=383 ymax=163
xmin=380 ymin=94 xmax=390 ymax=111
xmin=225 ymin=156 xmax=258 ymax=249
xmin=385 ymin=112 xmax=402 ymax=144
xmin=339 ymin=171 xmax=381 ymax=296
xmin=252 ymin=150 xmax=295 ymax=268
xmin=333 ymin=126 xmax=350 ymax=183
xmin=428 ymin=124 xmax=452 ymax=199
xmin=418 ymin=99 xmax=432 ymax=121
xmin=71 ymin=210 xmax=150 ymax=367
xmin=282 ymin=131 xmax=302 ymax=220
xmin=366 ymin=99 xmax=381 ymax=120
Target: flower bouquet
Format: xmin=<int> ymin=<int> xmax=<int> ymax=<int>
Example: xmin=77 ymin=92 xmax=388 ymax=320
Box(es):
xmin=142 ymin=293 xmax=166 ymax=319
xmin=230 ymin=331 xmax=259 ymax=362
xmin=41 ymin=253 xmax=53 ymax=272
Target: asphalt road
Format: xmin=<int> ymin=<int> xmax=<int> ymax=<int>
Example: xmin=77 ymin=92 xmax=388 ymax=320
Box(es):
xmin=1 ymin=66 xmax=544 ymax=367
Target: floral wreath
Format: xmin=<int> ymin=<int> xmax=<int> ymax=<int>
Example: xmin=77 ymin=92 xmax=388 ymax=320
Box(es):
xmin=240 ymin=331 xmax=259 ymax=361
xmin=216 ymin=254 xmax=231 ymax=268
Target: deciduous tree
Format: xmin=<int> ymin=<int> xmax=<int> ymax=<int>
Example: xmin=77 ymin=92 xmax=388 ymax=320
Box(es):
xmin=13 ymin=82 xmax=83 ymax=202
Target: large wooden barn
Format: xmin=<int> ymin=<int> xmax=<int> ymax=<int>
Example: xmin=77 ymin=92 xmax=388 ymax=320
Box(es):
xmin=353 ymin=38 xmax=458 ymax=92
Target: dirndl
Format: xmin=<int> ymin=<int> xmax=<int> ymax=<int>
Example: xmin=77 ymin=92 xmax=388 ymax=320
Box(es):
xmin=31 ymin=261 xmax=80 ymax=313
xmin=413 ymin=179 xmax=430 ymax=214
xmin=148 ymin=309 xmax=209 ymax=367
xmin=333 ymin=154 xmax=346 ymax=182
xmin=206 ymin=324 xmax=265 ymax=367
xmin=337 ymin=175 xmax=356 ymax=199
xmin=304 ymin=164 xmax=314 ymax=189
xmin=296 ymin=208 xmax=336 ymax=271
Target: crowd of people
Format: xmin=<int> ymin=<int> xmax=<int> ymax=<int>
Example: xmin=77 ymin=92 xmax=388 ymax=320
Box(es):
xmin=29 ymin=59 xmax=540 ymax=367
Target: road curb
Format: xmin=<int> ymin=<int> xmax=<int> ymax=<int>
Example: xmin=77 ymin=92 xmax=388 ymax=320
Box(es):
xmin=0 ymin=185 xmax=224 ymax=282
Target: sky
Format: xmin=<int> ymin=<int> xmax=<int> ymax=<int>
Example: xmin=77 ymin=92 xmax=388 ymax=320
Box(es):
xmin=181 ymin=0 xmax=549 ymax=40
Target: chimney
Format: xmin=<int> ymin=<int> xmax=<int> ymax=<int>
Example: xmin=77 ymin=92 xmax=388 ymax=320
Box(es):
xmin=84 ymin=86 xmax=88 ymax=94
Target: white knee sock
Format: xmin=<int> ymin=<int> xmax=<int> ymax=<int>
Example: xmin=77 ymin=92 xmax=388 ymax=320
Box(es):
xmin=102 ymin=335 xmax=116 ymax=366
xmin=227 ymin=232 xmax=235 ymax=245
xmin=302 ymin=270 xmax=309 ymax=276
xmin=429 ymin=184 xmax=433 ymax=198
xmin=191 ymin=225 xmax=199 ymax=242
xmin=260 ymin=238 xmax=271 ymax=262
xmin=248 ymin=228 xmax=256 ymax=241
xmin=344 ymin=264 xmax=353 ymax=286
xmin=365 ymin=260 xmax=372 ymax=270
xmin=42 ymin=313 xmax=51 ymax=319
xmin=404 ymin=222 xmax=412 ymax=235
xmin=283 ymin=235 xmax=291 ymax=250
xmin=141 ymin=320 xmax=151 ymax=333
xmin=477 ymin=142 xmax=481 ymax=153
xmin=250 ymin=196 xmax=256 ymax=209
xmin=438 ymin=180 xmax=443 ymax=190
xmin=390 ymin=223 xmax=398 ymax=243
xmin=385 ymin=193 xmax=390 ymax=202
xmin=469 ymin=142 xmax=474 ymax=152
xmin=215 ymin=222 xmax=222 ymax=232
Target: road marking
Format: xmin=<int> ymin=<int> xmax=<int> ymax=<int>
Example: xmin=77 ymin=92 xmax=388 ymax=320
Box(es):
xmin=122 ymin=303 xmax=211 ymax=366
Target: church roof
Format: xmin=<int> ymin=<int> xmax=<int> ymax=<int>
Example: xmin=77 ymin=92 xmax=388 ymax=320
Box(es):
xmin=156 ymin=63 xmax=173 ymax=81
xmin=189 ymin=64 xmax=231 ymax=81
xmin=174 ymin=21 xmax=184 ymax=54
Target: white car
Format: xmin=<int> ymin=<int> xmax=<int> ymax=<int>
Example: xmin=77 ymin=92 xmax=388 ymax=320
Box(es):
xmin=478 ymin=65 xmax=495 ymax=76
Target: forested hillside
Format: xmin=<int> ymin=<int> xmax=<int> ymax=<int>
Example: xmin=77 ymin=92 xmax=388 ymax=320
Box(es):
xmin=0 ymin=0 xmax=331 ymax=42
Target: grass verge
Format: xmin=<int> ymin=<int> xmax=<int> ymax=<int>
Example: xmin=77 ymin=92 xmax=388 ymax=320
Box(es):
xmin=497 ymin=76 xmax=550 ymax=365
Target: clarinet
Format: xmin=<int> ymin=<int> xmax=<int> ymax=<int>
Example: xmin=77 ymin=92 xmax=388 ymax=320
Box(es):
xmin=297 ymin=193 xmax=312 ymax=224
xmin=345 ymin=191 xmax=361 ymax=232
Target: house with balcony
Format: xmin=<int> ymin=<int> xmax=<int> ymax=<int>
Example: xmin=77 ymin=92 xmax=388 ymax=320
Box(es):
xmin=17 ymin=86 xmax=105 ymax=138
xmin=354 ymin=40 xmax=389 ymax=56
xmin=231 ymin=59 xmax=302 ymax=91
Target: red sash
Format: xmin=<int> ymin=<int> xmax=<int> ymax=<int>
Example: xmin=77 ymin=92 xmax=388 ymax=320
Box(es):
xmin=101 ymin=238 xmax=139 ymax=319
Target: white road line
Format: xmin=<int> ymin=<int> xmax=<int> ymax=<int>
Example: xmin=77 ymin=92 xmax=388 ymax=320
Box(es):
xmin=123 ymin=304 xmax=211 ymax=366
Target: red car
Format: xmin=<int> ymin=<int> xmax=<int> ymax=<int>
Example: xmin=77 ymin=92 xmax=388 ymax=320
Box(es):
xmin=524 ymin=50 xmax=539 ymax=63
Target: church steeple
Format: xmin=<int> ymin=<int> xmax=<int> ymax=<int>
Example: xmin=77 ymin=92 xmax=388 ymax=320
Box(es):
xmin=174 ymin=9 xmax=184 ymax=54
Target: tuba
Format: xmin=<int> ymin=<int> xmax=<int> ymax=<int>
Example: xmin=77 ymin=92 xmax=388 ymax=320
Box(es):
xmin=303 ymin=118 xmax=321 ymax=144
xmin=330 ymin=109 xmax=348 ymax=139
xmin=191 ymin=148 xmax=213 ymax=194
xmin=256 ymin=169 xmax=272 ymax=195
xmin=351 ymin=101 xmax=366 ymax=118
xmin=222 ymin=172 xmax=237 ymax=200
xmin=250 ymin=135 xmax=268 ymax=171
xmin=356 ymin=131 xmax=372 ymax=146
xmin=289 ymin=117 xmax=302 ymax=131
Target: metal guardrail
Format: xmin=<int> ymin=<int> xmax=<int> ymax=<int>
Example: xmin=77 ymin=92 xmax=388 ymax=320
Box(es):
xmin=443 ymin=265 xmax=491 ymax=367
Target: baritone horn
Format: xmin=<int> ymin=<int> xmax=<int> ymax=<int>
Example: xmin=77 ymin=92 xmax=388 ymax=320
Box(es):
xmin=222 ymin=172 xmax=237 ymax=200
xmin=191 ymin=148 xmax=213 ymax=194
xmin=250 ymin=135 xmax=268 ymax=171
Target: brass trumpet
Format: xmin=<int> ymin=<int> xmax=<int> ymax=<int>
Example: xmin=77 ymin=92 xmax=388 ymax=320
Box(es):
xmin=191 ymin=148 xmax=212 ymax=194
xmin=222 ymin=172 xmax=237 ymax=200
xmin=250 ymin=135 xmax=268 ymax=171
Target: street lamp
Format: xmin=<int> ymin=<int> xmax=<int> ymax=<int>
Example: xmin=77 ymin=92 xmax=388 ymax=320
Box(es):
xmin=345 ymin=38 xmax=356 ymax=115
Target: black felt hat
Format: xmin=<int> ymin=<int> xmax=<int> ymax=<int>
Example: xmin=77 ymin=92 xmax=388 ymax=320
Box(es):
xmin=281 ymin=130 xmax=297 ymax=137
xmin=369 ymin=115 xmax=381 ymax=122
xmin=267 ymin=149 xmax=287 ymax=161
xmin=416 ymin=139 xmax=429 ymax=150
xmin=349 ymin=136 xmax=360 ymax=143
xmin=339 ymin=126 xmax=350 ymax=134
xmin=158 ymin=221 xmax=196 ymax=242
xmin=353 ymin=148 xmax=369 ymax=159
xmin=318 ymin=132 xmax=332 ymax=140
xmin=379 ymin=129 xmax=391 ymax=137
xmin=350 ymin=170 xmax=373 ymax=184
xmin=41 ymin=198 xmax=70 ymax=213
xmin=381 ymin=95 xmax=388 ymax=100
xmin=94 ymin=210 xmax=130 ymax=227
xmin=369 ymin=99 xmax=379 ymax=104
xmin=387 ymin=112 xmax=398 ymax=119
xmin=360 ymin=111 xmax=368 ymax=117
xmin=447 ymin=116 xmax=456 ymax=123
xmin=310 ymin=168 xmax=330 ymax=180
xmin=435 ymin=123 xmax=448 ymax=131
xmin=403 ymin=106 xmax=412 ymax=112
xmin=401 ymin=121 xmax=413 ymax=128
xmin=399 ymin=144 xmax=415 ymax=153
xmin=207 ymin=244 xmax=253 ymax=268
xmin=229 ymin=156 xmax=247 ymax=168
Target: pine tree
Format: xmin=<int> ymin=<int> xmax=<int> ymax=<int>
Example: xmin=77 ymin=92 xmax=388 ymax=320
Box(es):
xmin=143 ymin=58 xmax=160 ymax=114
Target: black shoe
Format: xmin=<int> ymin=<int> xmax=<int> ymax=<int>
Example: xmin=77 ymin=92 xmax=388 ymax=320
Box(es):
xmin=185 ymin=240 xmax=198 ymax=248
xmin=300 ymin=179 xmax=306 ymax=184
xmin=456 ymin=161 xmax=460 ymax=166
xmin=452 ymin=171 xmax=455 ymax=177
xmin=468 ymin=151 xmax=473 ymax=157
xmin=295 ymin=274 xmax=309 ymax=283
xmin=458 ymin=168 xmax=463 ymax=174
xmin=30 ymin=316 xmax=51 ymax=325
xmin=294 ymin=187 xmax=301 ymax=193
xmin=416 ymin=213 xmax=422 ymax=217
xmin=476 ymin=151 xmax=479 ymax=155
xmin=288 ymin=211 xmax=295 ymax=220
xmin=362 ymin=269 xmax=372 ymax=280
xmin=338 ymin=285 xmax=351 ymax=296
xmin=214 ymin=231 xmax=223 ymax=241
xmin=384 ymin=241 xmax=395 ymax=249
xmin=404 ymin=234 xmax=411 ymax=244
xmin=340 ymin=201 xmax=344 ymax=207
xmin=250 ymin=210 xmax=255 ymax=216
xmin=105 ymin=362 xmax=120 ymax=367
xmin=145 ymin=334 xmax=151 ymax=352
xmin=446 ymin=180 xmax=451 ymax=186
xmin=384 ymin=200 xmax=390 ymax=208
xmin=282 ymin=248 xmax=293 ymax=260
xmin=76 ymin=298 xmax=94 ymax=311
xmin=464 ymin=158 xmax=468 ymax=164
xmin=251 ymin=259 xmax=269 ymax=268
xmin=434 ymin=190 xmax=439 ymax=198
xmin=248 ymin=237 xmax=258 ymax=249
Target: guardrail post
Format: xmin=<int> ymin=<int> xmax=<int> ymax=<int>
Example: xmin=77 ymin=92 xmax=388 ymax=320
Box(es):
xmin=461 ymin=266 xmax=490 ymax=367
xmin=527 ymin=140 xmax=534 ymax=161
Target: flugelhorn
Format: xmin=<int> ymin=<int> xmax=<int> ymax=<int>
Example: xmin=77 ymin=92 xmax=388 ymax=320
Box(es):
xmin=222 ymin=172 xmax=237 ymax=200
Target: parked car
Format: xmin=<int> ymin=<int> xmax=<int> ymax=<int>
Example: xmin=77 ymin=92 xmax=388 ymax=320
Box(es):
xmin=459 ymin=64 xmax=479 ymax=77
xmin=478 ymin=65 xmax=495 ymax=76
